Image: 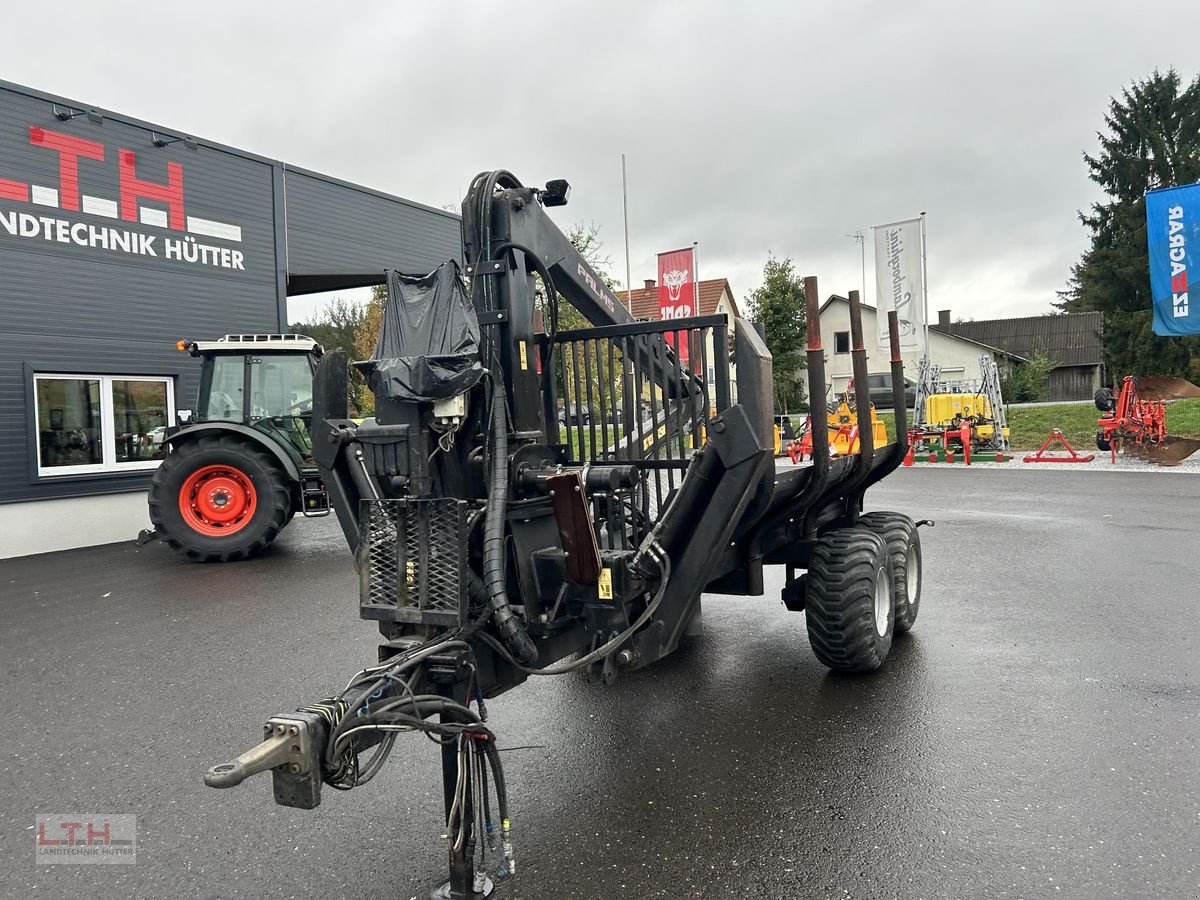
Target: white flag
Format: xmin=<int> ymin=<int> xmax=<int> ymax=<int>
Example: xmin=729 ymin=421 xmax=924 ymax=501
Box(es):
xmin=873 ymin=218 xmax=925 ymax=353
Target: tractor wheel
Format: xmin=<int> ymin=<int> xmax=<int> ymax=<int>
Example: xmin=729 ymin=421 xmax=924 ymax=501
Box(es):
xmin=149 ymin=435 xmax=292 ymax=562
xmin=804 ymin=529 xmax=894 ymax=672
xmin=858 ymin=511 xmax=921 ymax=634
xmin=1095 ymin=431 xmax=1111 ymax=452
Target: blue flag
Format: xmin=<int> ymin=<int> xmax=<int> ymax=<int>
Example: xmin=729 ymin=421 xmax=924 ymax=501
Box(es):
xmin=1148 ymin=183 xmax=1200 ymax=336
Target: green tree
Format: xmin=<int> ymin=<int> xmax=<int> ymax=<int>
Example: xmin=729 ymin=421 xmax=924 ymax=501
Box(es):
xmin=746 ymin=255 xmax=807 ymax=412
xmin=1057 ymin=69 xmax=1200 ymax=382
xmin=290 ymin=294 xmax=371 ymax=414
xmin=999 ymin=352 xmax=1054 ymax=403
xmin=554 ymin=224 xmax=626 ymax=418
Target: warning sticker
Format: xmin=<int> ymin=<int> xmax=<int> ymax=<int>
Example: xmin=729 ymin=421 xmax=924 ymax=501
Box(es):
xmin=597 ymin=568 xmax=613 ymax=600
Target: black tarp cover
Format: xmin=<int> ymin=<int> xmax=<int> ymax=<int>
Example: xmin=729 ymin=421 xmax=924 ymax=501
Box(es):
xmin=356 ymin=261 xmax=484 ymax=402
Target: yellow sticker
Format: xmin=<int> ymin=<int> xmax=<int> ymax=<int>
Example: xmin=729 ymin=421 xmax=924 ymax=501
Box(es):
xmin=641 ymin=423 xmax=667 ymax=451
xmin=597 ymin=568 xmax=613 ymax=600
xmin=519 ymin=342 xmax=528 ymax=370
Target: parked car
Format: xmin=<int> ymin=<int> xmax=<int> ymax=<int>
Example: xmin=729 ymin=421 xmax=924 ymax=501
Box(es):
xmin=866 ymin=373 xmax=917 ymax=410
xmin=557 ymin=404 xmax=591 ymax=426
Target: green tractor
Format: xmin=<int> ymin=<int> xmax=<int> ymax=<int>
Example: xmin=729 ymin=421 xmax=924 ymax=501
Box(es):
xmin=146 ymin=334 xmax=330 ymax=562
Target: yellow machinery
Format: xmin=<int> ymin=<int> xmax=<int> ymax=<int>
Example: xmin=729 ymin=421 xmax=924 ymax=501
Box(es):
xmin=827 ymin=396 xmax=888 ymax=456
xmin=924 ymin=392 xmax=1009 ymax=447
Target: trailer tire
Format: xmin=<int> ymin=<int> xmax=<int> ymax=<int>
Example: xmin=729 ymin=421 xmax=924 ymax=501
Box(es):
xmin=858 ymin=512 xmax=921 ymax=634
xmin=1095 ymin=431 xmax=1111 ymax=452
xmin=805 ymin=529 xmax=894 ymax=672
xmin=149 ymin=434 xmax=292 ymax=562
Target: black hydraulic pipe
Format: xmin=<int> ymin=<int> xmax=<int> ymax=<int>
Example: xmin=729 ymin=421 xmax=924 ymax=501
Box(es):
xmin=517 ymin=464 xmax=641 ymax=494
xmin=790 ymin=276 xmax=830 ymax=540
xmin=483 ymin=378 xmax=538 ymax=665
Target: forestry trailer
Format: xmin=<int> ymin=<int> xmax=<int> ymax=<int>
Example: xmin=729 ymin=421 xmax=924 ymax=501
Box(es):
xmin=203 ymin=170 xmax=925 ymax=898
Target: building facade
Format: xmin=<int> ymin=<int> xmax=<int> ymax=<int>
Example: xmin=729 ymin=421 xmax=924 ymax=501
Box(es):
xmin=818 ymin=296 xmax=1017 ymax=397
xmin=933 ymin=310 xmax=1105 ymax=402
xmin=0 ymin=80 xmax=461 ymax=557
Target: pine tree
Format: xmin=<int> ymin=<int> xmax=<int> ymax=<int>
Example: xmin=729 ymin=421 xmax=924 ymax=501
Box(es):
xmin=1058 ymin=69 xmax=1200 ymax=380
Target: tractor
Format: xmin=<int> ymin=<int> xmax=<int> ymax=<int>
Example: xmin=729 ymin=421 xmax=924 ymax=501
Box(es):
xmin=144 ymin=334 xmax=330 ymax=561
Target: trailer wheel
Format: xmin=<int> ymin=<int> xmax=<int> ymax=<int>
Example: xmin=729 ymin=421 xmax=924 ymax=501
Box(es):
xmin=805 ymin=529 xmax=894 ymax=672
xmin=858 ymin=512 xmax=921 ymax=634
xmin=149 ymin=435 xmax=292 ymax=562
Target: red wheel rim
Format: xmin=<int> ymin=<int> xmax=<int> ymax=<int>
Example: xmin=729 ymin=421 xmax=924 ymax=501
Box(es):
xmin=178 ymin=464 xmax=257 ymax=537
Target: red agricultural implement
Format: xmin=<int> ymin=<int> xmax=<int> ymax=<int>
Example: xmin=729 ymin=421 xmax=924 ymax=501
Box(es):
xmin=1095 ymin=375 xmax=1200 ymax=466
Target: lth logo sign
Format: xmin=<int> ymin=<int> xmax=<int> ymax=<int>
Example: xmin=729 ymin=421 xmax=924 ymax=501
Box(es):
xmin=0 ymin=125 xmax=241 ymax=243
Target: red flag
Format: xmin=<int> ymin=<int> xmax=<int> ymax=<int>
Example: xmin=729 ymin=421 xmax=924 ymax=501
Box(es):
xmin=657 ymin=247 xmax=696 ymax=364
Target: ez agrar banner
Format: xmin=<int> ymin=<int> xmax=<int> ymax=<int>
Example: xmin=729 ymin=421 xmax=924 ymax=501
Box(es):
xmin=1148 ymin=183 xmax=1200 ymax=336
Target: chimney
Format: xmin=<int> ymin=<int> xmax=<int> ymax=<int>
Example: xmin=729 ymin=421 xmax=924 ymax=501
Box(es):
xmin=644 ymin=279 xmax=656 ymax=290
xmin=938 ymin=309 xmax=951 ymax=328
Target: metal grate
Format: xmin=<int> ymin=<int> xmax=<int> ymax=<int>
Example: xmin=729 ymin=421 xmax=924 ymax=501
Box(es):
xmin=537 ymin=315 xmax=733 ymax=553
xmin=358 ymin=498 xmax=467 ymax=628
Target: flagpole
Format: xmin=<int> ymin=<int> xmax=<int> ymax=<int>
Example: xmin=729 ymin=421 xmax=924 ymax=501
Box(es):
xmin=622 ymin=153 xmax=633 ymax=314
xmin=692 ymin=241 xmax=699 ymax=313
xmin=919 ymin=211 xmax=929 ymax=354
xmin=620 ymin=154 xmax=635 ymax=427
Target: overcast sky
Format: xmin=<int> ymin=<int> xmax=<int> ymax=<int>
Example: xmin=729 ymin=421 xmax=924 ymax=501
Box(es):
xmin=5 ymin=2 xmax=1196 ymax=323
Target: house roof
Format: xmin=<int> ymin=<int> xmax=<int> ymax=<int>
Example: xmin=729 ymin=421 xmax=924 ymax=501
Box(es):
xmin=818 ymin=294 xmax=1025 ymax=360
xmin=932 ymin=311 xmax=1104 ymax=368
xmin=622 ymin=278 xmax=740 ymax=320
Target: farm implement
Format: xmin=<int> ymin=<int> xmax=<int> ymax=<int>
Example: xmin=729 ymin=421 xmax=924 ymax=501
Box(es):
xmin=1095 ymin=375 xmax=1200 ymax=465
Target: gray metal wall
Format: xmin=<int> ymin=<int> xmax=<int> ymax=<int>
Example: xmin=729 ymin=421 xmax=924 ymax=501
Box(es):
xmin=284 ymin=168 xmax=461 ymax=295
xmin=0 ymin=80 xmax=461 ymax=506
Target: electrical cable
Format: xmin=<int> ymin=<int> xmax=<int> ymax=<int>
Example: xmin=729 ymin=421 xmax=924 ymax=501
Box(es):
xmin=475 ymin=548 xmax=670 ymax=676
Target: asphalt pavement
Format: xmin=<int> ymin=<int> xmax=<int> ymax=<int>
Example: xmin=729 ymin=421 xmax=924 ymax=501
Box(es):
xmin=1 ymin=467 xmax=1197 ymax=899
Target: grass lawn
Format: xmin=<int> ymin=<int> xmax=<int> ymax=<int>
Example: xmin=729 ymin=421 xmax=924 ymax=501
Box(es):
xmin=1005 ymin=398 xmax=1200 ymax=450
xmin=839 ymin=399 xmax=1200 ymax=451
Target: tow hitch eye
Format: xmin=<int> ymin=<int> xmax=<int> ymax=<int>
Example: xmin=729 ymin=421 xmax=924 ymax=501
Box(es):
xmin=204 ymin=712 xmax=326 ymax=810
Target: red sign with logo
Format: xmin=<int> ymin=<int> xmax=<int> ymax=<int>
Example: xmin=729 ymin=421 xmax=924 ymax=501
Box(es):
xmin=657 ymin=247 xmax=695 ymax=365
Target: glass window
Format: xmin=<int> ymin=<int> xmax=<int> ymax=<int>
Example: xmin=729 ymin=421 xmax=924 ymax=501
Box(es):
xmin=111 ymin=380 xmax=170 ymax=463
xmin=248 ymin=355 xmax=313 ymax=419
xmin=34 ymin=374 xmax=174 ymax=476
xmin=834 ymin=331 xmax=850 ymax=354
xmin=36 ymin=378 xmax=103 ymax=471
xmin=203 ymin=356 xmax=245 ymax=422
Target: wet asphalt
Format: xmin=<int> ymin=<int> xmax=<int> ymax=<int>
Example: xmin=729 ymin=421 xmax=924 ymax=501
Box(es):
xmin=0 ymin=466 xmax=1197 ymax=900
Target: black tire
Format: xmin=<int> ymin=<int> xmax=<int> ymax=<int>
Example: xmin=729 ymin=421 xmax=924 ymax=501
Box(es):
xmin=805 ymin=529 xmax=894 ymax=672
xmin=1096 ymin=431 xmax=1111 ymax=452
xmin=148 ymin=434 xmax=292 ymax=562
xmin=1094 ymin=388 xmax=1115 ymax=412
xmin=858 ymin=512 xmax=921 ymax=634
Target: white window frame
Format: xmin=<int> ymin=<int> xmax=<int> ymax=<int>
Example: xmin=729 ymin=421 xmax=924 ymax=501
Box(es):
xmin=33 ymin=373 xmax=175 ymax=477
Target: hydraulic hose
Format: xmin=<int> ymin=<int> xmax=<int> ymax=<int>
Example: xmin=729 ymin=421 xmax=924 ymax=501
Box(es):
xmin=482 ymin=377 xmax=538 ymax=664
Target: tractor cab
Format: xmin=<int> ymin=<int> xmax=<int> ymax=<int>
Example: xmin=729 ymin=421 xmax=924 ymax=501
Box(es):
xmin=182 ymin=334 xmax=321 ymax=466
